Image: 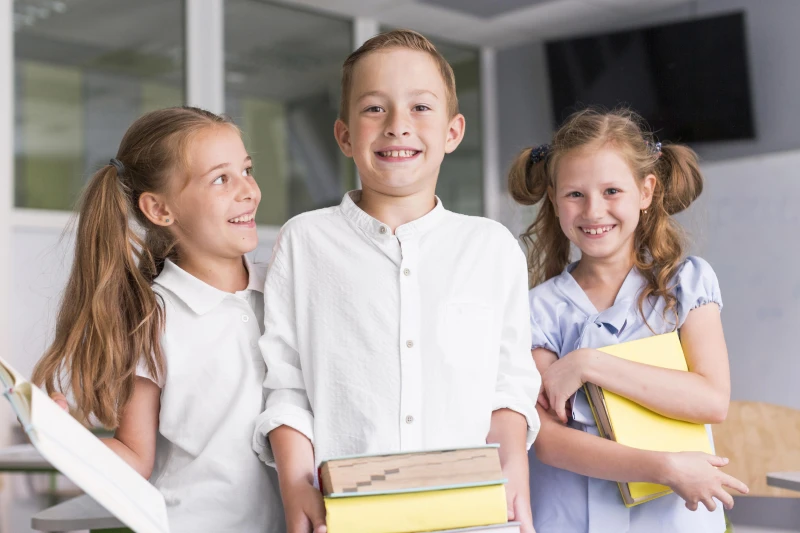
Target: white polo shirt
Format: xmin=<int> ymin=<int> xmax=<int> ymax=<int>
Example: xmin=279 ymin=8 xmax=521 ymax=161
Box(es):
xmin=253 ymin=191 xmax=541 ymax=467
xmin=138 ymin=258 xmax=284 ymax=533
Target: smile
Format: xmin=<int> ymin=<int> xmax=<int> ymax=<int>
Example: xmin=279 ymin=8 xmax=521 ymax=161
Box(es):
xmin=376 ymin=150 xmax=421 ymax=159
xmin=228 ymin=212 xmax=256 ymax=224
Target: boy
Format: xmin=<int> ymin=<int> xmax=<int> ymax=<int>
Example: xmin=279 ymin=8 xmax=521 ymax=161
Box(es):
xmin=253 ymin=29 xmax=540 ymax=533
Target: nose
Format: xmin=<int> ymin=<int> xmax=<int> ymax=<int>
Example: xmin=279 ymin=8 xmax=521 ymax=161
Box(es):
xmin=583 ymin=194 xmax=604 ymax=220
xmin=236 ymin=173 xmax=260 ymax=203
xmin=384 ymin=109 xmax=411 ymax=138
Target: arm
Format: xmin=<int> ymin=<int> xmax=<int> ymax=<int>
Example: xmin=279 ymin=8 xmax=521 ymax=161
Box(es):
xmin=104 ymin=377 xmax=161 ymax=479
xmin=270 ymin=426 xmax=326 ymax=533
xmin=533 ymin=348 xmax=747 ymax=511
xmin=487 ymin=409 xmax=533 ymax=533
xmin=574 ymin=304 xmax=730 ymax=424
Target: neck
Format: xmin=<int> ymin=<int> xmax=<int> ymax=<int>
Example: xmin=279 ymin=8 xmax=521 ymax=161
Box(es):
xmin=572 ymin=249 xmax=635 ymax=290
xmin=356 ymin=186 xmax=437 ymax=232
xmin=175 ymin=253 xmax=249 ymax=293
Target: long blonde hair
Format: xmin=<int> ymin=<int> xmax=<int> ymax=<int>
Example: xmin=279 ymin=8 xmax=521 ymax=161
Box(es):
xmin=33 ymin=106 xmax=236 ymax=428
xmin=508 ymin=107 xmax=703 ymax=324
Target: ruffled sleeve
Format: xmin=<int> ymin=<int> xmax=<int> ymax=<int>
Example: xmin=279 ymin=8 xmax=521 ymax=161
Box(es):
xmin=675 ymin=256 xmax=723 ymax=328
xmin=528 ymin=283 xmax=563 ymax=354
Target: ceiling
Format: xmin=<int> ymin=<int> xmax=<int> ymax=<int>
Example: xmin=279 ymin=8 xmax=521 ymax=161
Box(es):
xmin=268 ymin=0 xmax=699 ymax=47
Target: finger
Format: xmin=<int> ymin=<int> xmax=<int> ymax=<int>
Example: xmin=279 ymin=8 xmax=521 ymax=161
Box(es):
xmin=554 ymin=398 xmax=567 ymax=424
xmin=714 ymin=488 xmax=735 ymax=510
xmin=721 ymin=473 xmax=749 ymax=495
xmin=705 ymin=455 xmax=730 ymax=468
xmin=700 ymin=495 xmax=717 ymax=513
xmin=537 ymin=393 xmax=550 ymax=410
xmin=310 ymin=502 xmax=327 ymax=533
xmin=50 ymin=393 xmax=69 ymax=412
xmin=684 ymin=500 xmax=698 ymax=511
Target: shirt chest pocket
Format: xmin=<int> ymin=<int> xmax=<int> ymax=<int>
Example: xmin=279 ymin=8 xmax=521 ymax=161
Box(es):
xmin=443 ymin=302 xmax=495 ymax=370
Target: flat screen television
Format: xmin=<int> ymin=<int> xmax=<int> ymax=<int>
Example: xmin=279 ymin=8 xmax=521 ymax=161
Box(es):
xmin=545 ymin=12 xmax=754 ymax=143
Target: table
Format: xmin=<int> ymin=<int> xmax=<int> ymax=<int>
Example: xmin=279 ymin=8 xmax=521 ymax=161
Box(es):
xmin=766 ymin=471 xmax=800 ymax=492
xmin=0 ymin=444 xmax=55 ymax=473
xmin=31 ymin=494 xmax=128 ymax=532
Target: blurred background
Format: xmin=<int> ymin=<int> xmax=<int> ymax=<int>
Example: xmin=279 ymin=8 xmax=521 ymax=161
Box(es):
xmin=1 ymin=0 xmax=798 ymax=531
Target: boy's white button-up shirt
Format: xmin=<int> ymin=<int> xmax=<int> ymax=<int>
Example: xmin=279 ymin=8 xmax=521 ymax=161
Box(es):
xmin=253 ymin=191 xmax=541 ymax=466
xmin=138 ymin=258 xmax=284 ymax=533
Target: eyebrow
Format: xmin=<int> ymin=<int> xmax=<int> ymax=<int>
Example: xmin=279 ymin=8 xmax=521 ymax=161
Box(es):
xmin=355 ymin=89 xmax=440 ymax=103
xmin=203 ymin=155 xmax=252 ymax=176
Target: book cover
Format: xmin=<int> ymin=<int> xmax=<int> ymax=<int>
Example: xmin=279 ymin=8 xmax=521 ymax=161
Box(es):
xmin=585 ymin=332 xmax=714 ymax=506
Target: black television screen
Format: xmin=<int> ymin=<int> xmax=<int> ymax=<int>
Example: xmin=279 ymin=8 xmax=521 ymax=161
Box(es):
xmin=545 ymin=12 xmax=754 ymax=143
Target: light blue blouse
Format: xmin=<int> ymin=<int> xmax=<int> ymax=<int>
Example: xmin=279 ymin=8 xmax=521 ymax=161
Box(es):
xmin=528 ymin=256 xmax=726 ymax=533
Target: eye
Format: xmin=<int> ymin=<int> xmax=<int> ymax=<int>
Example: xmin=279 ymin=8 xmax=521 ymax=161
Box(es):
xmin=606 ymin=188 xmax=621 ymax=195
xmin=567 ymin=191 xmax=583 ymax=198
xmin=364 ymin=105 xmax=385 ymax=113
xmin=242 ymin=166 xmax=253 ymax=177
xmin=212 ymin=175 xmax=226 ymax=185
xmin=413 ymin=104 xmax=431 ymax=112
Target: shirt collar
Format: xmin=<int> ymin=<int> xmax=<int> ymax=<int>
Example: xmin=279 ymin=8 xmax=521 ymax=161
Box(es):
xmin=153 ymin=256 xmax=264 ymax=315
xmin=338 ymin=190 xmax=447 ymax=241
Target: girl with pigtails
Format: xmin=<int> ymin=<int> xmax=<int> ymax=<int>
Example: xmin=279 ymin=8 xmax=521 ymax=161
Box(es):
xmin=32 ymin=107 xmax=284 ymax=532
xmin=509 ymin=108 xmax=748 ymax=533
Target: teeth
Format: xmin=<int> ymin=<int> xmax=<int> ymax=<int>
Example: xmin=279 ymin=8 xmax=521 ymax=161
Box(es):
xmin=380 ymin=150 xmax=416 ymax=158
xmin=229 ymin=213 xmax=255 ymax=223
xmin=583 ymin=226 xmax=613 ymax=234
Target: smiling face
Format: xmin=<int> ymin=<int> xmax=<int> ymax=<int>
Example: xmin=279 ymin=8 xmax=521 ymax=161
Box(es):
xmin=334 ymin=47 xmax=465 ymax=198
xmin=552 ymin=146 xmax=655 ymax=263
xmin=167 ymin=125 xmax=261 ymax=263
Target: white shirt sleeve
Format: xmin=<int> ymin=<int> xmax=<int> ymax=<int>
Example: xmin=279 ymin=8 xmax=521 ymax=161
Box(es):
xmin=492 ymin=238 xmax=542 ymax=449
xmin=252 ymin=235 xmax=315 ymax=466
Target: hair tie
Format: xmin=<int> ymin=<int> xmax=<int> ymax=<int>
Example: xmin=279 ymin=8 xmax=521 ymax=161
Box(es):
xmin=529 ymin=144 xmax=551 ymax=165
xmin=646 ymin=141 xmax=662 ymax=158
xmin=109 ymin=158 xmax=125 ymax=176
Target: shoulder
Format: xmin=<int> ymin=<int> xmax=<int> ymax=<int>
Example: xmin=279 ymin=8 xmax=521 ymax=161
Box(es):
xmin=674 ymin=256 xmax=723 ymax=320
xmin=278 ymin=205 xmax=343 ymax=238
xmin=674 ymin=256 xmax=720 ymax=291
xmin=442 ymin=212 xmax=522 ymax=253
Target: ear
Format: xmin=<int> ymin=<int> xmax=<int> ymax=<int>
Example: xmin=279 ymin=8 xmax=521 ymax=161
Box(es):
xmin=640 ymin=174 xmax=657 ymax=210
xmin=547 ymin=186 xmax=559 ymax=217
xmin=139 ymin=192 xmax=174 ymax=227
xmin=444 ymin=113 xmax=466 ymax=154
xmin=334 ymin=119 xmax=353 ymax=157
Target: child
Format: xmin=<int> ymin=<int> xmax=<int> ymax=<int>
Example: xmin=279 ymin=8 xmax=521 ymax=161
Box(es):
xmin=253 ymin=30 xmax=541 ymax=533
xmin=33 ymin=107 xmax=284 ymax=532
xmin=508 ymin=108 xmax=749 ymax=532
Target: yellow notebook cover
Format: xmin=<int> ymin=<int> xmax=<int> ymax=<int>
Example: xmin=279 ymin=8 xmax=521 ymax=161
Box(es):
xmin=588 ymin=332 xmax=714 ymax=507
xmin=324 ymin=483 xmax=508 ymax=533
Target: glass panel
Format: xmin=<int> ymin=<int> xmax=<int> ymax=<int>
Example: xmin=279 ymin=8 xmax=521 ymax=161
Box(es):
xmin=430 ymin=40 xmax=483 ymax=216
xmin=13 ymin=0 xmax=184 ymax=211
xmin=225 ymin=1 xmax=355 ymax=226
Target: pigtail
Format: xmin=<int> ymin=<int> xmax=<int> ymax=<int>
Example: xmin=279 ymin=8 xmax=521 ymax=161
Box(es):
xmin=509 ymin=147 xmax=572 ymax=288
xmin=634 ymin=143 xmax=705 ymax=328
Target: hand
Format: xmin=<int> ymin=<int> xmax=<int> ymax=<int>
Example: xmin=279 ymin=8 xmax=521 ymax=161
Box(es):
xmin=661 ymin=452 xmax=749 ymax=512
xmin=50 ymin=392 xmax=69 ymax=412
xmin=282 ymin=480 xmax=327 ymax=533
xmin=541 ymin=349 xmax=590 ymax=423
xmin=504 ymin=464 xmax=536 ymax=533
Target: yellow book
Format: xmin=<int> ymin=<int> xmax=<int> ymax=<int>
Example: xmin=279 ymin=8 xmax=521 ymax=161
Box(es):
xmin=324 ymin=483 xmax=508 ymax=533
xmin=584 ymin=332 xmax=714 ymax=507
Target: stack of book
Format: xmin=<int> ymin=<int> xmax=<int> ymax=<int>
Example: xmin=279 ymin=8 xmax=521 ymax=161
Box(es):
xmin=319 ymin=445 xmax=520 ymax=533
xmin=584 ymin=331 xmax=715 ymax=506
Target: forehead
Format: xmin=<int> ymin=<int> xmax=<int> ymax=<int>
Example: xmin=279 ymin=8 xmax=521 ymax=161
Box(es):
xmin=555 ymin=147 xmax=638 ymax=188
xmin=350 ymin=47 xmax=447 ymax=97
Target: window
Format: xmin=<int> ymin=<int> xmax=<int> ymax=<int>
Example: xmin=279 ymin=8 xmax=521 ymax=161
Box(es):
xmin=225 ymin=1 xmax=355 ymax=226
xmin=13 ymin=0 xmax=184 ymax=211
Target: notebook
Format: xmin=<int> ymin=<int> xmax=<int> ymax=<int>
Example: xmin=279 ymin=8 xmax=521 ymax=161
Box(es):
xmin=319 ymin=445 xmax=503 ymax=496
xmin=0 ymin=356 xmax=170 ymax=533
xmin=584 ymin=332 xmax=714 ymax=506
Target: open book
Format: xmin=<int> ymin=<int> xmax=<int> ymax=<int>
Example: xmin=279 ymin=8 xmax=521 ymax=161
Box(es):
xmin=584 ymin=332 xmax=714 ymax=507
xmin=0 ymin=355 xmax=169 ymax=533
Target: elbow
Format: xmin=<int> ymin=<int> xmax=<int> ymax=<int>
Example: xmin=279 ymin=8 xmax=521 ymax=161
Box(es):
xmin=703 ymin=394 xmax=729 ymax=425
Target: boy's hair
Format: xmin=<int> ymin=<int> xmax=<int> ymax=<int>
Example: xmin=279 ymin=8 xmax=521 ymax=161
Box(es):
xmin=508 ymin=107 xmax=704 ymax=326
xmin=339 ymin=29 xmax=459 ymax=122
xmin=32 ymin=106 xmax=237 ymax=428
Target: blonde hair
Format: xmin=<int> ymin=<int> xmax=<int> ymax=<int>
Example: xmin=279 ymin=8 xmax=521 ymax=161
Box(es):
xmin=339 ymin=29 xmax=459 ymax=122
xmin=32 ymin=106 xmax=237 ymax=428
xmin=508 ymin=107 xmax=703 ymax=324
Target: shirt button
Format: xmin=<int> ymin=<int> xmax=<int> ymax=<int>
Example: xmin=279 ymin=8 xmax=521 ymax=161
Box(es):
xmin=406 ymin=340 xmax=414 ymax=348
xmin=405 ymin=415 xmax=414 ymax=424
xmin=403 ymin=268 xmax=411 ymax=276
xmin=379 ymin=226 xmax=387 ymax=234
xmin=242 ymin=315 xmax=250 ymax=323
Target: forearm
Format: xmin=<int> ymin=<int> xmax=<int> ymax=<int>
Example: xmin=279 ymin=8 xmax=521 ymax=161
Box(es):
xmin=269 ymin=425 xmax=317 ymax=492
xmin=582 ymin=350 xmax=728 ymax=424
xmin=102 ymin=437 xmax=154 ymax=479
xmin=487 ymin=408 xmax=529 ymax=474
xmin=534 ymin=406 xmax=668 ymax=484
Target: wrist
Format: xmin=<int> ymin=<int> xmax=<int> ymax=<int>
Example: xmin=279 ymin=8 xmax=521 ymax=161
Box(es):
xmin=577 ymin=348 xmax=599 ymax=384
xmin=648 ymin=451 xmax=674 ymax=486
